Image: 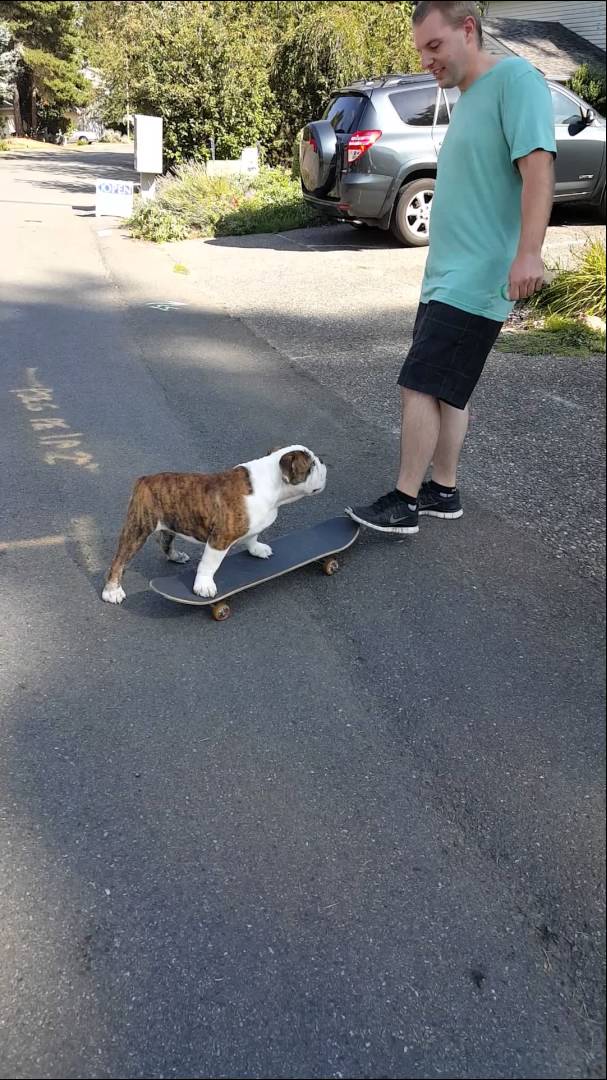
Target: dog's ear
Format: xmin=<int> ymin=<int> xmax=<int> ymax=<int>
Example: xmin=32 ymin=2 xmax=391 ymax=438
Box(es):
xmin=279 ymin=450 xmax=313 ymax=485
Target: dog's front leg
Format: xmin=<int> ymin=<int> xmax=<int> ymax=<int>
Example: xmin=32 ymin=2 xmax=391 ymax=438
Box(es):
xmin=193 ymin=542 xmax=230 ymax=598
xmin=246 ymin=535 xmax=273 ymax=559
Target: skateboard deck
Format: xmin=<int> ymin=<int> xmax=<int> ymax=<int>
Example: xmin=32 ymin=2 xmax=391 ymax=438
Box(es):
xmin=149 ymin=515 xmax=359 ymax=620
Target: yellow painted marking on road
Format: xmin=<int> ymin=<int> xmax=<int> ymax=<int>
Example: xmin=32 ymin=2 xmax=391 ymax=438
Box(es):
xmin=10 ymin=366 xmax=100 ymax=472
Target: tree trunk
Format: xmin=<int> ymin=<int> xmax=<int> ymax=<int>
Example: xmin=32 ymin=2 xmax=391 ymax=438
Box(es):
xmin=16 ymin=69 xmax=32 ymax=135
xmin=13 ymin=84 xmax=24 ymax=137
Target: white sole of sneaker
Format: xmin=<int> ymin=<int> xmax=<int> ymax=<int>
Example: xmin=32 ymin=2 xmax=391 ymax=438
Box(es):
xmin=345 ymin=508 xmax=419 ymax=534
xmin=418 ymin=509 xmax=463 ymax=519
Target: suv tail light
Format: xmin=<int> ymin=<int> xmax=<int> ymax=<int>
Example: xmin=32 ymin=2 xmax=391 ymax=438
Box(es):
xmin=346 ymin=129 xmax=382 ymax=164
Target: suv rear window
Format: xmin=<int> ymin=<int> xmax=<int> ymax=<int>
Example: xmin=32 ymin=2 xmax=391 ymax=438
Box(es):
xmin=323 ymin=94 xmax=366 ymax=133
xmin=389 ymin=86 xmax=438 ymax=126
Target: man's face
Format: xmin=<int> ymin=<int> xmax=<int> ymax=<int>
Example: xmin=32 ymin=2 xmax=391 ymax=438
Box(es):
xmin=413 ymin=9 xmax=477 ymax=89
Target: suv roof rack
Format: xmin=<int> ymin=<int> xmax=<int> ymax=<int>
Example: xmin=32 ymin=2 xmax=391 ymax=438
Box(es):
xmin=341 ymin=72 xmax=435 ymax=92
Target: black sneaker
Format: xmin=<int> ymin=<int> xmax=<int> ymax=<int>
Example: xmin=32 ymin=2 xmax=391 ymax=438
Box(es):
xmin=346 ymin=490 xmax=419 ymax=534
xmin=418 ymin=480 xmax=463 ymax=519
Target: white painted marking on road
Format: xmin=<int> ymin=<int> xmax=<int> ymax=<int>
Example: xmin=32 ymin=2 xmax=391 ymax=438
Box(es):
xmin=146 ymin=301 xmax=188 ymax=310
xmin=71 ymin=515 xmax=104 ymax=572
xmin=544 ymin=392 xmax=583 ymax=411
xmin=0 ymin=534 xmax=66 ymax=552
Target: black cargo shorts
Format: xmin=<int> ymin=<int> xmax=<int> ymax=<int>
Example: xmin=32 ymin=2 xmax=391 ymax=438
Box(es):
xmin=398 ymin=300 xmax=503 ymax=409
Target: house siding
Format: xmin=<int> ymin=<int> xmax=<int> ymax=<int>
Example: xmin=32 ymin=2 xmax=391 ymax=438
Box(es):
xmin=487 ymin=2 xmax=606 ymax=51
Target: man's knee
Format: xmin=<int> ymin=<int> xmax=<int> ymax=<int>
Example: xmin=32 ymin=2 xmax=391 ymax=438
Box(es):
xmin=401 ymin=386 xmax=439 ymax=407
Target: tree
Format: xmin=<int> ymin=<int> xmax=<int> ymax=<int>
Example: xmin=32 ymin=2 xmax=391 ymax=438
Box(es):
xmin=82 ymin=1 xmax=279 ymax=168
xmin=0 ymin=1 xmax=90 ymax=134
xmin=1 ymin=18 xmax=20 ymax=133
xmin=81 ymin=0 xmax=420 ymax=169
xmin=270 ymin=2 xmax=419 ymax=163
xmin=0 ymin=20 xmax=17 ymax=91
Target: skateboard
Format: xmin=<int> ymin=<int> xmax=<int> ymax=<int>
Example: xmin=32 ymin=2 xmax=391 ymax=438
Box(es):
xmin=149 ymin=515 xmax=359 ymax=621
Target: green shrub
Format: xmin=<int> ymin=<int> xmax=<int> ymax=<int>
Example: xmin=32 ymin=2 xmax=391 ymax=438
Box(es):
xmin=143 ymin=162 xmax=321 ymax=239
xmin=215 ymin=188 xmax=321 ymax=235
xmin=99 ymin=129 xmax=124 ymax=143
xmin=531 ymin=240 xmax=606 ymax=320
xmin=0 ymin=138 xmax=10 ymax=152
xmin=497 ymin=314 xmax=605 ymax=357
xmin=156 ymin=163 xmax=239 ymax=233
xmin=127 ymin=201 xmax=190 ymax=242
xmin=566 ymin=64 xmax=606 ymax=115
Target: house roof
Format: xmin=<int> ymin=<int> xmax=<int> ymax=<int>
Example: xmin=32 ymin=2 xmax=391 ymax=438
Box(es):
xmin=483 ymin=16 xmax=606 ymax=80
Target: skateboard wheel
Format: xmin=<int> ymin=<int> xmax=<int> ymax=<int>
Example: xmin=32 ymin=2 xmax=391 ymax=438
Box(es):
xmin=211 ymin=602 xmax=231 ymax=621
xmin=322 ymin=557 xmax=339 ymax=576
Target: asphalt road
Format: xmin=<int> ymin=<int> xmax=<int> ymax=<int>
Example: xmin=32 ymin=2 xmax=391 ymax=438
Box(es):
xmin=0 ymin=147 xmax=605 ymax=1080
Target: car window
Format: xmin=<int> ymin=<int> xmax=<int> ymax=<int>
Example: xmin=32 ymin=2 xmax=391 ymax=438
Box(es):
xmin=389 ymin=86 xmax=438 ymax=126
xmin=436 ymin=88 xmax=460 ymax=125
xmin=323 ymin=95 xmax=366 ymax=133
xmin=551 ymin=88 xmax=582 ymax=124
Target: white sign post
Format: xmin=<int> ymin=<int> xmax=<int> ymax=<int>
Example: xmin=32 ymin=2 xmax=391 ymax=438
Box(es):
xmin=95 ymin=178 xmax=134 ymax=218
xmin=134 ymin=114 xmax=163 ymax=201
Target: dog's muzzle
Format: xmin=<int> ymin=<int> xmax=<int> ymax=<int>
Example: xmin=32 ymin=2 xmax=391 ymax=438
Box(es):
xmin=309 ymin=459 xmax=327 ymax=493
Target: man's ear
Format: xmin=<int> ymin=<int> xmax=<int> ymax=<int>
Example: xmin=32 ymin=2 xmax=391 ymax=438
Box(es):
xmin=279 ymin=450 xmax=313 ymax=485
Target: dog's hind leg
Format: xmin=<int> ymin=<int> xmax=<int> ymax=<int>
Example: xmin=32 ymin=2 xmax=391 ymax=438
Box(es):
xmin=155 ymin=529 xmax=190 ymax=565
xmin=102 ymin=480 xmax=155 ymax=604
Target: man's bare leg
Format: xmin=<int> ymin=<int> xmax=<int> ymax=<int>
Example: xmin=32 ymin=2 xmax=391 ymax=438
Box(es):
xmin=431 ymin=401 xmax=469 ymax=488
xmin=345 ymin=388 xmax=463 ymax=533
xmin=396 ymin=387 xmax=441 ymax=497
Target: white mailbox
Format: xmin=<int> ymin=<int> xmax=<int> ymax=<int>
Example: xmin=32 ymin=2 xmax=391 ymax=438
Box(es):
xmin=134 ymin=114 xmax=163 ymax=174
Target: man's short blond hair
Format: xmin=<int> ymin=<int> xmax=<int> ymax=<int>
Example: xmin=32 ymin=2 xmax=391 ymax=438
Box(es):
xmin=412 ymin=1 xmax=483 ymax=46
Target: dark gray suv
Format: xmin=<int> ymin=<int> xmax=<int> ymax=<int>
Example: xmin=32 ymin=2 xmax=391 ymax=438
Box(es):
xmin=299 ymin=73 xmax=606 ymax=246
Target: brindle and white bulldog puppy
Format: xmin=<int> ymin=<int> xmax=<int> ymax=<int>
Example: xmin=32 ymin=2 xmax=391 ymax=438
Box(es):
xmin=102 ymin=446 xmax=327 ymax=604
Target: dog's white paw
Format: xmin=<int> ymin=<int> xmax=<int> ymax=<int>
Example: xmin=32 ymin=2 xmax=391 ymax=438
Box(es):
xmin=193 ymin=575 xmax=217 ymax=598
xmin=248 ymin=541 xmax=273 ymax=559
xmin=168 ymin=549 xmax=189 ymax=564
xmin=102 ymin=584 xmax=126 ymax=604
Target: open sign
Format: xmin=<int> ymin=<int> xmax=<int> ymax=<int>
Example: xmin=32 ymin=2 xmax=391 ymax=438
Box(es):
xmin=95 ymin=178 xmax=134 ymax=218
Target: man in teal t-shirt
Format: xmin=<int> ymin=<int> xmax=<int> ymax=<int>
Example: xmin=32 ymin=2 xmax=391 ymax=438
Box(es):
xmin=347 ymin=0 xmax=556 ymax=535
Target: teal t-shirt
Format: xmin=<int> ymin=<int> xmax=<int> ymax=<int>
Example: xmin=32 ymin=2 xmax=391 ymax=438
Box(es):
xmin=421 ymin=56 xmax=556 ymax=322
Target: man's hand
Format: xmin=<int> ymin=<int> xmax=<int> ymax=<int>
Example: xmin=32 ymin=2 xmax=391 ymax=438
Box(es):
xmin=507 ymin=252 xmax=545 ymax=300
xmin=506 ymin=150 xmax=554 ymax=301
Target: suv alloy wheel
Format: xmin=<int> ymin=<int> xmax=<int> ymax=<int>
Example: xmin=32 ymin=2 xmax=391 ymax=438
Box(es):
xmin=391 ymin=177 xmax=436 ymax=246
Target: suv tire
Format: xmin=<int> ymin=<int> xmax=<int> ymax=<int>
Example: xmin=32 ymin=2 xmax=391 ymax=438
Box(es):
xmin=391 ymin=177 xmax=435 ymax=246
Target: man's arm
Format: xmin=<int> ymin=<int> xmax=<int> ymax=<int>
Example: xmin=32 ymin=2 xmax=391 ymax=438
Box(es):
xmin=508 ymin=149 xmax=555 ymax=301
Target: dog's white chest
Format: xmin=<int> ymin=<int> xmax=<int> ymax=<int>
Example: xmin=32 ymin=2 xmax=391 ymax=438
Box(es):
xmin=246 ymin=496 xmax=278 ymax=537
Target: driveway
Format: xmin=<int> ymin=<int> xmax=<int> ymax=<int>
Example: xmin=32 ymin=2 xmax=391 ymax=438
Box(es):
xmin=1 ymin=146 xmax=605 ymax=1080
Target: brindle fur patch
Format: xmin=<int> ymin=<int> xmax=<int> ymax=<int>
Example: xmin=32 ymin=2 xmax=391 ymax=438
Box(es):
xmin=279 ymin=450 xmax=313 ymax=485
xmin=104 ymin=467 xmax=253 ymax=590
